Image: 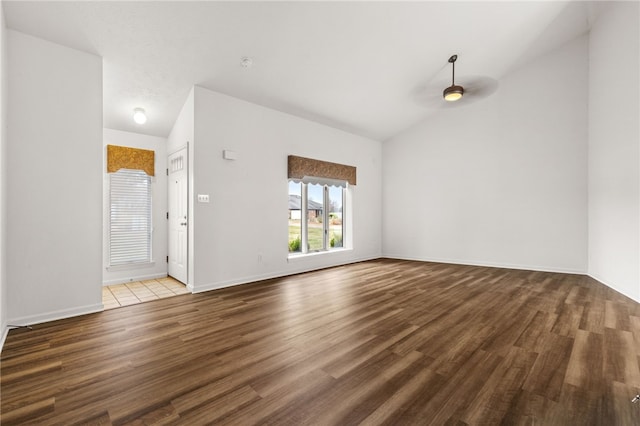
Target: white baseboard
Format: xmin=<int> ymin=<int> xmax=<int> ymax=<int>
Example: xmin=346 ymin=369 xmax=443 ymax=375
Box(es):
xmin=103 ymin=273 xmax=168 ymax=286
xmin=191 ymin=255 xmax=380 ymax=294
xmin=7 ymin=303 xmax=104 ymax=327
xmin=588 ymin=272 xmax=640 ymax=304
xmin=382 ymin=255 xmax=640 ymax=304
xmin=381 ymin=254 xmax=587 ymax=275
xmin=0 ymin=324 xmax=9 ymax=354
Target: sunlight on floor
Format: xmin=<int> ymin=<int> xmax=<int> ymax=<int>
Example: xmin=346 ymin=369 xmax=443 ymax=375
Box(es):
xmin=102 ymin=277 xmax=189 ymax=310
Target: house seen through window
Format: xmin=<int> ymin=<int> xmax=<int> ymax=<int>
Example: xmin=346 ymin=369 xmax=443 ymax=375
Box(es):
xmin=288 ymin=180 xmax=344 ymax=254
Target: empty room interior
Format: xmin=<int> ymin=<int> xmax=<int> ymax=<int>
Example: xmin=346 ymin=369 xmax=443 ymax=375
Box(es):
xmin=0 ymin=1 xmax=639 ymax=424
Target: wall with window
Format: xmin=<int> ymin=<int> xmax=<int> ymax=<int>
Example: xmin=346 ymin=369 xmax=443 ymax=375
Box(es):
xmin=102 ymin=128 xmax=168 ymax=285
xmin=187 ymin=86 xmax=382 ymax=292
xmin=588 ymin=1 xmax=640 ymax=301
xmin=383 ymin=35 xmax=588 ymax=274
xmin=6 ymin=30 xmax=103 ymax=324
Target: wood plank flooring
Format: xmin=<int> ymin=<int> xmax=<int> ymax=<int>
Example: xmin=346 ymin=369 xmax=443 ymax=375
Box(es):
xmin=2 ymin=259 xmax=640 ymax=424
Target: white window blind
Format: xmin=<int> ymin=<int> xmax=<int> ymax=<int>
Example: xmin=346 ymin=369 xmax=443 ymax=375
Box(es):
xmin=109 ymin=169 xmax=152 ymax=266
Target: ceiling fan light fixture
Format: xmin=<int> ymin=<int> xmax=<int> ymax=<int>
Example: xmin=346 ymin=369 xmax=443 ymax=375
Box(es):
xmin=443 ymin=85 xmax=464 ymax=102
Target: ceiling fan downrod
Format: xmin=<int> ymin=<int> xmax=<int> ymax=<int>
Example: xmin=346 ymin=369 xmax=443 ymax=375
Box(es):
xmin=443 ymin=54 xmax=464 ymax=102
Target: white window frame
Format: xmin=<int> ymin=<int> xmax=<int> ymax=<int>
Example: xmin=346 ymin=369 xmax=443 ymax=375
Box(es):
xmin=109 ymin=168 xmax=153 ymax=267
xmin=289 ymin=179 xmax=347 ymax=256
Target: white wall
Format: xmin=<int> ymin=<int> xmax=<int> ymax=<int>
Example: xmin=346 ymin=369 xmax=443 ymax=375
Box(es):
xmin=167 ymin=87 xmax=194 ymax=286
xmin=167 ymin=88 xmax=194 ymax=155
xmin=187 ymin=86 xmax=381 ymax=292
xmin=102 ymin=128 xmax=168 ymax=285
xmin=382 ymin=35 xmax=589 ymax=273
xmin=6 ymin=30 xmax=103 ymax=324
xmin=0 ymin=2 xmax=8 ymax=345
xmin=588 ymin=2 xmax=640 ymax=301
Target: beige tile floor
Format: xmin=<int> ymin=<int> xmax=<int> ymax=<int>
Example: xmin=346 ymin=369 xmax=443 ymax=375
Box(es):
xmin=102 ymin=276 xmax=189 ymax=310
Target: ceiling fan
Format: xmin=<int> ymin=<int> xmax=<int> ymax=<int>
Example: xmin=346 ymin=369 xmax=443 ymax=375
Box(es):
xmin=441 ymin=54 xmax=498 ymax=104
xmin=413 ymin=54 xmax=498 ymax=108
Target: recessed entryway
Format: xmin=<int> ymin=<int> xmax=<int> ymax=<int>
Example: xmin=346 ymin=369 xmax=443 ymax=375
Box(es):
xmin=102 ymin=277 xmax=189 ymax=310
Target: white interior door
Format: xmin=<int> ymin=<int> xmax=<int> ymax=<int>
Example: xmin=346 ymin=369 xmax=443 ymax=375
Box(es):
xmin=168 ymin=147 xmax=188 ymax=284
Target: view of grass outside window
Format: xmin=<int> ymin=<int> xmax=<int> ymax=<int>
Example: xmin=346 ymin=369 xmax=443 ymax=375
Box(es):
xmin=288 ymin=180 xmax=344 ymax=254
xmin=306 ymin=183 xmax=325 ymax=251
xmin=288 ymin=181 xmax=302 ymax=252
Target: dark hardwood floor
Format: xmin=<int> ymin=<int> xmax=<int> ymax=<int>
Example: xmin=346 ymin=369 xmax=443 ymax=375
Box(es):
xmin=2 ymin=259 xmax=640 ymax=425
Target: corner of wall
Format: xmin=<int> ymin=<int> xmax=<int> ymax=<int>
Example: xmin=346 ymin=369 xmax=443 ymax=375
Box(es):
xmin=587 ymin=1 xmax=640 ymax=301
xmin=0 ymin=0 xmax=9 ymax=351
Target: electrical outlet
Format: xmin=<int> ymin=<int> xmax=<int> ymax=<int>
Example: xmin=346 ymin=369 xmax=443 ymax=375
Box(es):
xmin=197 ymin=194 xmax=210 ymax=203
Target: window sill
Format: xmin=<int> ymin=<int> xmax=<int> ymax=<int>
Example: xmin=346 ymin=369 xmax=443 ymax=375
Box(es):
xmin=107 ymin=261 xmax=156 ymax=272
xmin=287 ymin=248 xmax=352 ymax=262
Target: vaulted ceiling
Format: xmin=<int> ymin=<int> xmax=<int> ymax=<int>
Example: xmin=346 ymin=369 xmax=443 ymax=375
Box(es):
xmin=3 ymin=1 xmax=594 ymax=141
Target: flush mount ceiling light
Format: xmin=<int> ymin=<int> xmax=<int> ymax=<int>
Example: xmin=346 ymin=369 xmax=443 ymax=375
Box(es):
xmin=133 ymin=108 xmax=147 ymax=124
xmin=443 ymin=55 xmax=464 ymax=102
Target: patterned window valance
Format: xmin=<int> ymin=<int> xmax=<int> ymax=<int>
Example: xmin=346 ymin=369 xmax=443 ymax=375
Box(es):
xmin=107 ymin=145 xmax=155 ymax=176
xmin=288 ymin=155 xmax=356 ymax=186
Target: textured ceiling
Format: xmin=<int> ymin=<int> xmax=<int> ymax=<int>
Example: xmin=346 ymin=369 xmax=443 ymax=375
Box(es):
xmin=3 ymin=1 xmax=592 ymax=141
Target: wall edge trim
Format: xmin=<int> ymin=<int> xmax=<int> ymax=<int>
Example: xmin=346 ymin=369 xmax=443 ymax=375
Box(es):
xmin=7 ymin=303 xmax=104 ymax=327
xmin=381 ymin=254 xmax=587 ymax=275
xmin=588 ymin=272 xmax=640 ymax=304
xmin=0 ymin=326 xmax=9 ymax=354
xmin=191 ymin=255 xmax=380 ymax=294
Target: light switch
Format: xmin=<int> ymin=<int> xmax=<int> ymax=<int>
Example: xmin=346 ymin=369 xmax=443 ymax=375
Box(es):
xmin=223 ymin=150 xmax=238 ymax=160
xmin=197 ymin=194 xmax=210 ymax=203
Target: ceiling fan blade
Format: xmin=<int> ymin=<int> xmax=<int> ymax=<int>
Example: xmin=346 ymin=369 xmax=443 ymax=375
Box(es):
xmin=462 ymin=76 xmax=499 ymax=99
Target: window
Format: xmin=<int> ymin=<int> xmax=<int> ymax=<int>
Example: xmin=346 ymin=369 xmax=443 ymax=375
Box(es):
xmin=327 ymin=185 xmax=344 ymax=248
xmin=288 ymin=179 xmax=346 ymax=254
xmin=109 ymin=169 xmax=152 ymax=266
xmin=287 ymin=155 xmax=354 ymax=255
